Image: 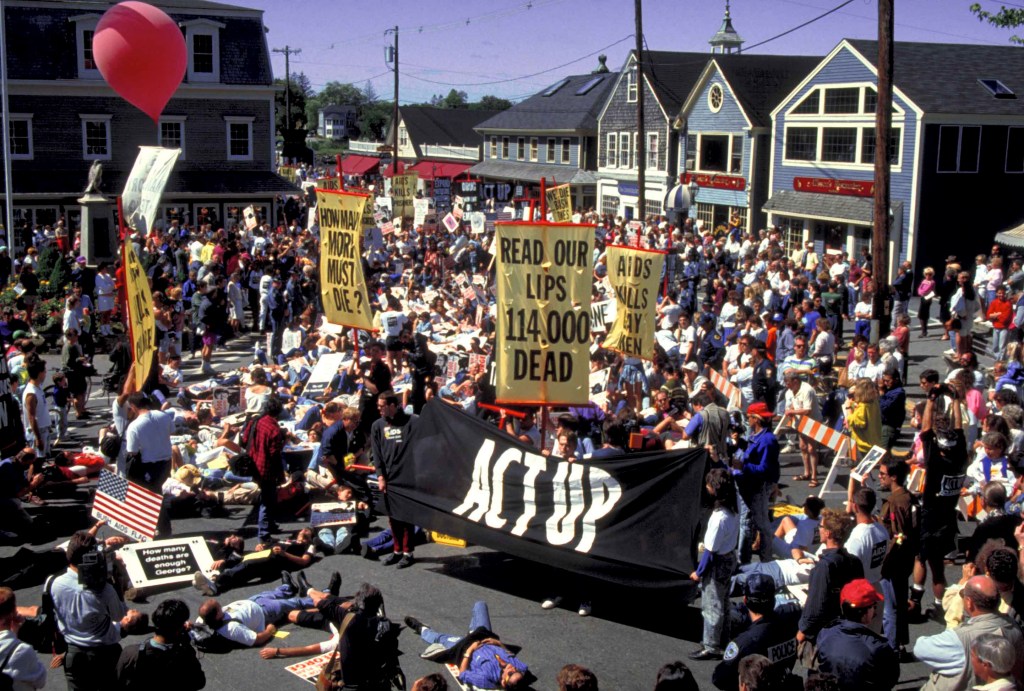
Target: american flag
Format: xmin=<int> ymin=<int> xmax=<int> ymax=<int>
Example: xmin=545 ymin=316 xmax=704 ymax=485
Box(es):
xmin=310 ymin=501 xmax=357 ymax=528
xmin=92 ymin=470 xmax=163 ymax=541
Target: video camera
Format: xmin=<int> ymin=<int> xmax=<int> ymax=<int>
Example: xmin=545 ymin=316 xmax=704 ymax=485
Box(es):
xmin=77 ymin=545 xmax=109 ymax=591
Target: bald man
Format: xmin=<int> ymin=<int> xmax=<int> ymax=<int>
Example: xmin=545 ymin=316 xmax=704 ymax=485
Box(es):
xmin=914 ymin=575 xmax=1024 ymax=691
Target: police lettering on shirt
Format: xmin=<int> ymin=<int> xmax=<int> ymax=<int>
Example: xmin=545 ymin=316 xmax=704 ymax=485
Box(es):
xmin=453 ymin=439 xmax=622 ymax=553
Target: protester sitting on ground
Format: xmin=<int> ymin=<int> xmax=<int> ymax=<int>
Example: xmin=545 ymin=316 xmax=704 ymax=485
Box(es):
xmin=772 ymin=496 xmax=825 ymax=559
xmin=968 ymin=633 xmax=1018 ymax=691
xmin=405 ymin=600 xmax=530 ymax=690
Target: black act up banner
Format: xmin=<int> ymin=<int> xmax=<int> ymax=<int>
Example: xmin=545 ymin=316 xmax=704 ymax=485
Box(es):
xmin=386 ymin=401 xmax=709 ymax=588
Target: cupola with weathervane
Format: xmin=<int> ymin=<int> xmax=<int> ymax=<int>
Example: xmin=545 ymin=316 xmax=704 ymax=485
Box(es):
xmin=709 ymin=0 xmax=744 ymax=54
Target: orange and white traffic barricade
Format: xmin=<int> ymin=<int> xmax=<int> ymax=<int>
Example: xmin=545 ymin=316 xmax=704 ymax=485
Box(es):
xmin=793 ymin=415 xmax=852 ymax=498
xmin=708 ymin=369 xmax=742 ymax=410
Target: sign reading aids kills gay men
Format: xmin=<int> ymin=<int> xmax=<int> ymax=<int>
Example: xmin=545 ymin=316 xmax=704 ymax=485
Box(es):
xmin=317 ymin=189 xmax=374 ymax=331
xmin=391 ymin=172 xmax=418 ymax=221
xmin=601 ymin=245 xmax=665 ymax=360
xmin=124 ymin=242 xmax=157 ymax=389
xmin=495 ymin=223 xmax=592 ymax=404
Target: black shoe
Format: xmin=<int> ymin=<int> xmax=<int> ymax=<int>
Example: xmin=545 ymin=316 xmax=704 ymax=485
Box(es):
xmin=326 ymin=571 xmax=341 ymax=597
xmin=908 ymin=599 xmax=925 ymax=624
xmin=361 ymin=542 xmax=378 ymax=561
xmin=688 ymin=648 xmax=723 ymax=661
xmin=380 ymin=552 xmax=402 ymax=566
xmin=281 ymin=570 xmax=297 ymax=592
xmin=926 ymin=605 xmax=945 ymax=623
xmin=395 ymin=554 xmax=415 ymax=569
xmin=296 ymin=570 xmax=314 ymax=595
xmin=404 ymin=616 xmax=425 ymax=635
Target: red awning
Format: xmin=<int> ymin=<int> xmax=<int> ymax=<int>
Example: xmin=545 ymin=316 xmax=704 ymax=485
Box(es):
xmin=340 ymin=154 xmax=381 ymax=176
xmin=407 ymin=160 xmax=472 ymax=181
xmin=381 ymin=160 xmax=407 ymax=178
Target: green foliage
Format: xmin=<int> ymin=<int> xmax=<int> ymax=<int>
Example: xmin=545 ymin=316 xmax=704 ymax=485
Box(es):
xmin=473 ymin=95 xmax=513 ymax=111
xmin=970 ymin=3 xmax=1024 ymax=44
xmin=0 ymin=287 xmax=65 ymax=331
xmin=274 ymin=71 xmax=313 ymax=133
xmin=358 ymin=101 xmax=393 ymax=141
xmin=45 ymin=255 xmax=72 ymax=299
xmin=35 ymin=246 xmax=59 ymax=280
xmin=429 ymin=89 xmax=469 ymax=108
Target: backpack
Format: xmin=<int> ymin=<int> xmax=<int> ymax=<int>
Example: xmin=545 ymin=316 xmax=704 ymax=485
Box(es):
xmin=189 ymin=621 xmax=243 ymax=654
xmin=317 ymin=613 xmax=405 ymax=691
xmin=21 ymin=575 xmax=66 ymax=655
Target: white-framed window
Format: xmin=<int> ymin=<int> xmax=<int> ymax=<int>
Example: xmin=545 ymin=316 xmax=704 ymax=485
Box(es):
xmin=1007 ymin=127 xmax=1024 ymax=173
xmin=627 ymin=66 xmax=638 ymax=103
xmin=708 ymin=83 xmax=724 ymax=113
xmin=561 ymin=138 xmax=570 ymax=164
xmin=631 ymin=133 xmax=637 ymax=169
xmin=697 ymin=132 xmax=744 ymax=173
xmin=80 ymin=114 xmax=111 ymax=160
xmin=782 ymin=124 xmax=902 ymax=168
xmin=778 ymin=217 xmax=805 ymax=254
xmin=70 ymin=14 xmax=101 ymax=79
xmin=7 ymin=115 xmax=33 ymax=159
xmin=489 ymin=136 xmax=497 ymax=159
xmin=696 ymin=203 xmax=714 ymax=230
xmin=546 ymin=137 xmax=555 ymax=163
xmin=618 ymin=132 xmax=630 ymax=168
xmin=606 ymin=133 xmax=617 ymax=168
xmin=158 ymin=116 xmax=186 ymax=159
xmin=730 ymin=206 xmax=748 ymax=229
xmin=399 ymin=126 xmax=408 ymax=148
xmin=225 ymin=116 xmax=254 ymax=161
xmin=529 ymin=137 xmax=538 ymax=162
xmin=647 ymin=132 xmax=659 ymax=170
xmin=517 ymin=137 xmax=525 ymax=161
xmin=182 ymin=20 xmax=224 ymax=83
xmin=789 ymin=84 xmax=892 ymax=117
xmin=937 ymin=125 xmax=981 ymax=174
xmin=644 ymin=199 xmax=661 ymax=217
xmin=685 ymin=133 xmax=697 ymax=171
xmin=501 ymin=137 xmax=509 ymax=159
xmin=602 ymin=194 xmax=620 ymax=216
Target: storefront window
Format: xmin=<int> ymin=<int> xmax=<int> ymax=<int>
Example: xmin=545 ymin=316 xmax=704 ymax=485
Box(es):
xmin=700 ymin=135 xmax=728 ymax=172
xmin=730 ymin=206 xmax=747 ymax=230
xmin=644 ymin=199 xmax=661 ymax=217
xmin=778 ymin=217 xmax=804 ymax=256
xmin=602 ymin=194 xmax=620 ymax=216
xmin=696 ymin=203 xmax=715 ymax=232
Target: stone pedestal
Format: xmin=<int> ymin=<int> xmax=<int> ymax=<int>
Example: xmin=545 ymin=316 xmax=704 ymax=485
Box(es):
xmin=77 ymin=193 xmax=116 ymax=267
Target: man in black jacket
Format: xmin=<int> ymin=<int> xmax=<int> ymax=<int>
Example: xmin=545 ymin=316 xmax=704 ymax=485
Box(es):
xmin=797 ymin=509 xmax=864 ymax=651
xmin=115 ymin=598 xmax=205 ymax=691
xmin=372 ymin=391 xmax=419 ymax=569
xmin=813 ymin=579 xmax=899 ymax=691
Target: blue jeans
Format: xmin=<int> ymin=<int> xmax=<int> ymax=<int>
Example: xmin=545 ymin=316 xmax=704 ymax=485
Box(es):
xmin=730 ymin=561 xmax=785 ymax=596
xmin=738 ymin=485 xmax=772 ymax=564
xmin=419 ymin=600 xmax=492 ymax=648
xmin=250 ymin=584 xmax=313 ymax=624
xmin=854 ymin=319 xmax=871 ymax=339
xmin=992 ymin=328 xmax=1008 ymax=359
xmin=257 ymin=481 xmax=278 ymax=542
xmin=701 ymin=553 xmax=737 ymax=651
xmin=880 ymin=578 xmax=898 ymax=650
xmin=318 ymin=526 xmax=350 ymax=550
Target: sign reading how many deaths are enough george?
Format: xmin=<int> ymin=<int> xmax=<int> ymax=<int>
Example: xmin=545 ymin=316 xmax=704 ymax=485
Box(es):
xmin=544 ymin=183 xmax=573 ymax=223
xmin=124 ymin=241 xmax=157 ymax=389
xmin=390 ymin=172 xmax=419 ymax=221
xmin=317 ymin=189 xmax=375 ymax=331
xmin=495 ymin=223 xmax=592 ymax=405
xmin=601 ymin=244 xmax=665 ymax=360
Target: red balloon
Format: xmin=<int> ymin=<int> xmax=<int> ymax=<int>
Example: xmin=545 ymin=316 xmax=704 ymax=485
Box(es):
xmin=93 ymin=1 xmax=187 ymax=124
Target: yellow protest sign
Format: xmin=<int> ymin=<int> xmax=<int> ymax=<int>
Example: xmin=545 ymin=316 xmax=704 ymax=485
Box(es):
xmin=390 ymin=173 xmax=419 ymax=222
xmin=544 ymin=184 xmax=573 ymax=223
xmin=601 ymin=245 xmax=664 ymax=360
xmin=318 ymin=177 xmax=342 ymax=191
xmin=495 ymin=223 xmax=592 ymax=405
xmin=317 ymin=189 xmax=374 ymax=331
xmin=124 ymin=242 xmax=156 ymax=389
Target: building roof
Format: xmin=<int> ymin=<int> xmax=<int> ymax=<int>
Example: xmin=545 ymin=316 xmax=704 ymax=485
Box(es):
xmin=634 ymin=50 xmax=713 ymax=116
xmin=397 ymin=106 xmax=501 ymax=157
xmin=469 ymin=160 xmax=597 ymax=185
xmin=846 ymin=38 xmax=1024 ymax=116
xmin=705 ymin=54 xmax=820 ymax=126
xmin=320 ymin=104 xmax=358 ymax=116
xmin=763 ymin=190 xmax=903 ymax=225
xmin=15 ymin=0 xmax=261 ymax=14
xmin=475 ymin=72 xmax=617 ymax=134
xmin=709 ymin=1 xmax=744 ymax=52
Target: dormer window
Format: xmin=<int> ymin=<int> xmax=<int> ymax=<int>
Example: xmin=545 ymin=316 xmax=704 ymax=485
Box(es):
xmin=70 ymin=14 xmax=102 ymax=79
xmin=181 ymin=19 xmax=225 ymax=83
xmin=979 ymin=78 xmax=1016 ymax=99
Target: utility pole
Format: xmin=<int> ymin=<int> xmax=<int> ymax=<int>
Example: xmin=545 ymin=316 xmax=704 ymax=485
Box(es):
xmin=634 ymin=0 xmax=646 ymax=239
xmin=272 ymin=45 xmax=301 ymax=130
xmin=0 ymin=0 xmax=14 ymax=250
xmin=389 ymin=26 xmax=399 ymax=177
xmin=872 ymin=0 xmax=893 ymax=338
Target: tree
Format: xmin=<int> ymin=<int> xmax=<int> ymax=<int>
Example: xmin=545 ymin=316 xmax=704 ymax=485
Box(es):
xmin=274 ymin=71 xmax=313 ymax=133
xmin=429 ymin=89 xmax=468 ymax=109
xmin=473 ymin=95 xmax=513 ymax=111
xmin=362 ymin=80 xmax=379 ymax=104
xmin=970 ymin=3 xmax=1024 ymax=43
xmin=358 ymin=101 xmax=392 ymax=141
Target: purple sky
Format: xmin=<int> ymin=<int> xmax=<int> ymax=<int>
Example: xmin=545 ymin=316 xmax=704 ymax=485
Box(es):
xmin=245 ymin=0 xmax=1018 ymax=104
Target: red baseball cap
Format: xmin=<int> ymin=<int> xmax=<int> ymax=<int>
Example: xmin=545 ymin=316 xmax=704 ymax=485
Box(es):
xmin=746 ymin=402 xmax=773 ymax=420
xmin=840 ymin=579 xmax=883 ymax=608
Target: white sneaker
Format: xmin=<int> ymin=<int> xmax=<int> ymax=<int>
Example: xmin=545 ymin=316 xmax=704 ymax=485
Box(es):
xmin=781 ymin=444 xmax=799 ymax=454
xmin=541 ymin=596 xmax=562 ymax=609
xmin=577 ymin=602 xmax=592 ymax=617
xmin=192 ymin=571 xmax=216 ymax=596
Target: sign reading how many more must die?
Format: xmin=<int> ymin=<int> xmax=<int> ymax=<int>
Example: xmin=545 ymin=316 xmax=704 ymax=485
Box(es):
xmin=316 ymin=189 xmax=375 ymax=331
xmin=495 ymin=223 xmax=592 ymax=405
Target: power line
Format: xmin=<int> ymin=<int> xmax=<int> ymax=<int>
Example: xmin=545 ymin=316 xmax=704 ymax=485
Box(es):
xmin=399 ymin=34 xmax=634 ymax=88
xmin=743 ymin=0 xmax=857 ymax=52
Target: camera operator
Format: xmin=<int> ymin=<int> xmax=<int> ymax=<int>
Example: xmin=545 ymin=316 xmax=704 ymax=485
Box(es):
xmin=50 ymin=530 xmax=144 ymax=691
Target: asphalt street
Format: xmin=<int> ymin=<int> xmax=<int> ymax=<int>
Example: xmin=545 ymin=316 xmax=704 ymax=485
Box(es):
xmin=6 ymin=302 xmax=971 ymax=690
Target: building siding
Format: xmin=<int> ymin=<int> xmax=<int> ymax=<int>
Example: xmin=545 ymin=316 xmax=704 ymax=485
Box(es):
xmin=771 ymin=46 xmax=917 ymax=262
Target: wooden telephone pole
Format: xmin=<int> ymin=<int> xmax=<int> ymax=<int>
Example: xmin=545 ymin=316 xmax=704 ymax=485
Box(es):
xmin=634 ymin=0 xmax=646 ymax=231
xmin=272 ymin=45 xmax=302 ymax=130
xmin=872 ymin=0 xmax=894 ymax=339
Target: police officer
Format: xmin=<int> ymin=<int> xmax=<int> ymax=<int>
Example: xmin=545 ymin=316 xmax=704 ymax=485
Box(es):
xmin=712 ymin=574 xmax=800 ymax=691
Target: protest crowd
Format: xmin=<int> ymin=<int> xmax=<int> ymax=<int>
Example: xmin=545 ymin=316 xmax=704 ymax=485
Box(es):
xmin=3 ymin=160 xmax=1024 ymax=691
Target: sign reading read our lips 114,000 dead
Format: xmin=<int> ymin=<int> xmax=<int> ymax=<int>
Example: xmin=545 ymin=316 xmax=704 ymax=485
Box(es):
xmin=495 ymin=223 xmax=592 ymax=405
